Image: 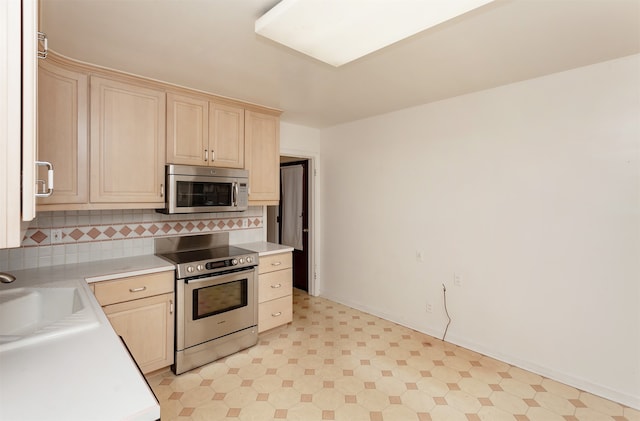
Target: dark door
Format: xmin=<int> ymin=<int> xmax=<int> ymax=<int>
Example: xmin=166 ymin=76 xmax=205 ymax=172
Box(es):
xmin=279 ymin=160 xmax=309 ymax=292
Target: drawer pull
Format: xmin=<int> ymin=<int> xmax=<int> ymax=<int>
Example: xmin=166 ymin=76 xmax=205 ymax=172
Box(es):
xmin=129 ymin=286 xmax=147 ymax=293
xmin=271 ymin=262 xmax=282 ymax=267
xmin=271 ymin=312 xmax=282 ymax=317
xmin=271 ymin=283 xmax=282 ymax=289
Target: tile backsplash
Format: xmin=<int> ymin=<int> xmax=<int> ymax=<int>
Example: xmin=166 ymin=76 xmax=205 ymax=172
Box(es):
xmin=0 ymin=207 xmax=264 ymax=271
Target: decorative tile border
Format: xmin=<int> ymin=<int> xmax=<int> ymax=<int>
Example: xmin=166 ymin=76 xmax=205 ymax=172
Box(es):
xmin=22 ymin=216 xmax=263 ymax=247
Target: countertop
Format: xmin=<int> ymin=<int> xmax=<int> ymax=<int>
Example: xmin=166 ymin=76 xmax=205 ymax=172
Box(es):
xmin=0 ymin=246 xmax=290 ymax=419
xmin=238 ymin=241 xmax=294 ymax=256
xmin=0 ymin=255 xmax=173 ymax=421
xmin=5 ymin=254 xmax=175 ymax=285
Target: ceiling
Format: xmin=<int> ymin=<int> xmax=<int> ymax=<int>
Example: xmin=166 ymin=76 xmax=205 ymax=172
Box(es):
xmin=40 ymin=0 xmax=640 ymax=128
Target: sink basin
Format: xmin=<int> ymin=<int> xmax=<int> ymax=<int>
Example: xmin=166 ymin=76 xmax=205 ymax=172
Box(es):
xmin=0 ymin=285 xmax=100 ymax=351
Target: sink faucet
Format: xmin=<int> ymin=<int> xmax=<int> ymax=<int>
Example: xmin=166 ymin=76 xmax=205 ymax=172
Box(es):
xmin=0 ymin=272 xmax=16 ymax=283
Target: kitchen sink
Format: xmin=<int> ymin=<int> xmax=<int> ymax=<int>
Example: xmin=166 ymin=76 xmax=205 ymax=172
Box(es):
xmin=0 ymin=285 xmax=100 ymax=351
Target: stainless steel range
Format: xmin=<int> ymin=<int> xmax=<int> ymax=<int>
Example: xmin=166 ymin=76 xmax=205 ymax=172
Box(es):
xmin=156 ymin=233 xmax=258 ymax=375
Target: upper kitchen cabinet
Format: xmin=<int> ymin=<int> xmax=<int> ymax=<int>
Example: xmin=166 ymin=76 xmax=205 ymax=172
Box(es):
xmin=209 ymin=102 xmax=244 ymax=168
xmin=30 ymin=51 xmax=281 ymax=212
xmin=166 ymin=92 xmax=244 ymax=169
xmin=37 ymin=57 xmax=89 ymax=208
xmin=245 ymin=110 xmax=280 ymax=205
xmin=166 ymin=92 xmax=208 ymax=166
xmin=1 ymin=0 xmax=40 ymax=248
xmin=90 ymin=76 xmax=166 ymax=206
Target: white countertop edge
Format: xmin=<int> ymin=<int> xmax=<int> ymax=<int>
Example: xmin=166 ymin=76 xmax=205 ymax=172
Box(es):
xmin=238 ymin=241 xmax=294 ymax=256
xmin=85 ymin=263 xmax=175 ymax=283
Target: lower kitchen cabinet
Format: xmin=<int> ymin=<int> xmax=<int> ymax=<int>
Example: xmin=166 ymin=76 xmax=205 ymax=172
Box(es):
xmin=258 ymin=252 xmax=292 ymax=333
xmin=93 ymin=271 xmax=174 ymax=374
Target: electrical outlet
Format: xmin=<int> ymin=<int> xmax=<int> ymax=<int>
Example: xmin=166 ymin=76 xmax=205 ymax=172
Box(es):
xmin=51 ymin=229 xmax=63 ymax=244
xmin=454 ymin=273 xmax=462 ymax=287
xmin=426 ymin=302 xmax=433 ymax=313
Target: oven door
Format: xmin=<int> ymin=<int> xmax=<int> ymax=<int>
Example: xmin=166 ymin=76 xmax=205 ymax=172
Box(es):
xmin=177 ymin=267 xmax=257 ymax=351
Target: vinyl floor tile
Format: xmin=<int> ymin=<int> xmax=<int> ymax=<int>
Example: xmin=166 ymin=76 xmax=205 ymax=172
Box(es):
xmin=147 ymin=289 xmax=635 ymax=421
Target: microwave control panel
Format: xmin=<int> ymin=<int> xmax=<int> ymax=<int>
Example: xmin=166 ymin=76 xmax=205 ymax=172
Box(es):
xmin=237 ymin=183 xmax=248 ymax=207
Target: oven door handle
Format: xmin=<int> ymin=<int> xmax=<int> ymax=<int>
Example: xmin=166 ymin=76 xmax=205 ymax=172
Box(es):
xmin=183 ymin=267 xmax=256 ymax=284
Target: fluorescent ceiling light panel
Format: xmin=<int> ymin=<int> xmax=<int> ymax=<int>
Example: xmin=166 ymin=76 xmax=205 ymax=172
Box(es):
xmin=256 ymin=0 xmax=495 ymax=67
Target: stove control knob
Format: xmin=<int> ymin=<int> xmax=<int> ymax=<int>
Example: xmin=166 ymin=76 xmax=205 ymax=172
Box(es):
xmin=232 ymin=258 xmax=238 ymax=265
xmin=186 ymin=266 xmax=195 ymax=273
xmin=196 ymin=264 xmax=204 ymax=271
xmin=239 ymin=257 xmax=245 ymax=264
xmin=246 ymin=256 xmax=253 ymax=263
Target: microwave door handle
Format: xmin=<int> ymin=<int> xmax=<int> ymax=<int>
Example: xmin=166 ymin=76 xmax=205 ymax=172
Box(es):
xmin=233 ymin=182 xmax=239 ymax=207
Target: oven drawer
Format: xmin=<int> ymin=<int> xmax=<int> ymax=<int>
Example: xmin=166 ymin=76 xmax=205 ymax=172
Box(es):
xmin=94 ymin=271 xmax=174 ymax=306
xmin=258 ymin=268 xmax=292 ymax=303
xmin=259 ymin=253 xmax=292 ymax=274
xmin=258 ymin=295 xmax=292 ymax=333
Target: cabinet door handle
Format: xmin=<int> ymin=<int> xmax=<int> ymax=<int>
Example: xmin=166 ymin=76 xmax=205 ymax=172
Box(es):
xmin=160 ymin=184 xmax=164 ymax=197
xmin=37 ymin=32 xmax=48 ymax=59
xmin=271 ymin=283 xmax=282 ymax=289
xmin=35 ymin=161 xmax=54 ymax=197
xmin=204 ymin=149 xmax=208 ymax=162
xmin=211 ymin=150 xmax=215 ymax=162
xmin=271 ymin=312 xmax=282 ymax=317
xmin=271 ymin=262 xmax=282 ymax=267
xmin=170 ymin=299 xmax=174 ymax=314
xmin=129 ymin=286 xmax=147 ymax=293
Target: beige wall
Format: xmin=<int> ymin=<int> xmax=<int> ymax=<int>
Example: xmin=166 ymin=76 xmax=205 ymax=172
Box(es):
xmin=319 ymin=54 xmax=640 ymax=408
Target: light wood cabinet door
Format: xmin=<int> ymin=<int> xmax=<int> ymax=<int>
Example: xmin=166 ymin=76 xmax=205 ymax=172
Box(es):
xmin=245 ymin=110 xmax=280 ymax=204
xmin=37 ymin=59 xmax=88 ymax=206
xmin=166 ymin=92 xmax=208 ymax=166
xmin=103 ymin=292 xmax=174 ymax=374
xmin=166 ymin=93 xmax=245 ymax=169
xmin=209 ymin=102 xmax=244 ymax=168
xmin=90 ymin=76 xmax=165 ymax=205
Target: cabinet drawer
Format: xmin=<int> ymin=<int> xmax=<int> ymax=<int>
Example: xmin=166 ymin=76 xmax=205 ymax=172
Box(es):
xmin=259 ymin=252 xmax=292 ymax=274
xmin=94 ymin=271 xmax=174 ymax=306
xmin=259 ymin=268 xmax=292 ymax=303
xmin=258 ymin=295 xmax=292 ymax=333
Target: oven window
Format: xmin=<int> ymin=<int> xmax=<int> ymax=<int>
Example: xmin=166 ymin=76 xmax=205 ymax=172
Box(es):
xmin=193 ymin=279 xmax=248 ymax=320
xmin=177 ymin=181 xmax=232 ymax=208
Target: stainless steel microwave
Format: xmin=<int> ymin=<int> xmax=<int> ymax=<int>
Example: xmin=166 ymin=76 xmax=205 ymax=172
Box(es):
xmin=158 ymin=165 xmax=249 ymax=214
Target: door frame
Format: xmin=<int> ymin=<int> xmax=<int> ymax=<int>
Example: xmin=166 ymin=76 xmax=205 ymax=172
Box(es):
xmin=279 ymin=160 xmax=309 ymax=292
xmin=277 ymin=149 xmax=320 ymax=297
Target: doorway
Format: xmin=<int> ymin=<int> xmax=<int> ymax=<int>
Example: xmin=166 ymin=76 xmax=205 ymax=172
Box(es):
xmin=267 ymin=157 xmax=310 ymax=292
